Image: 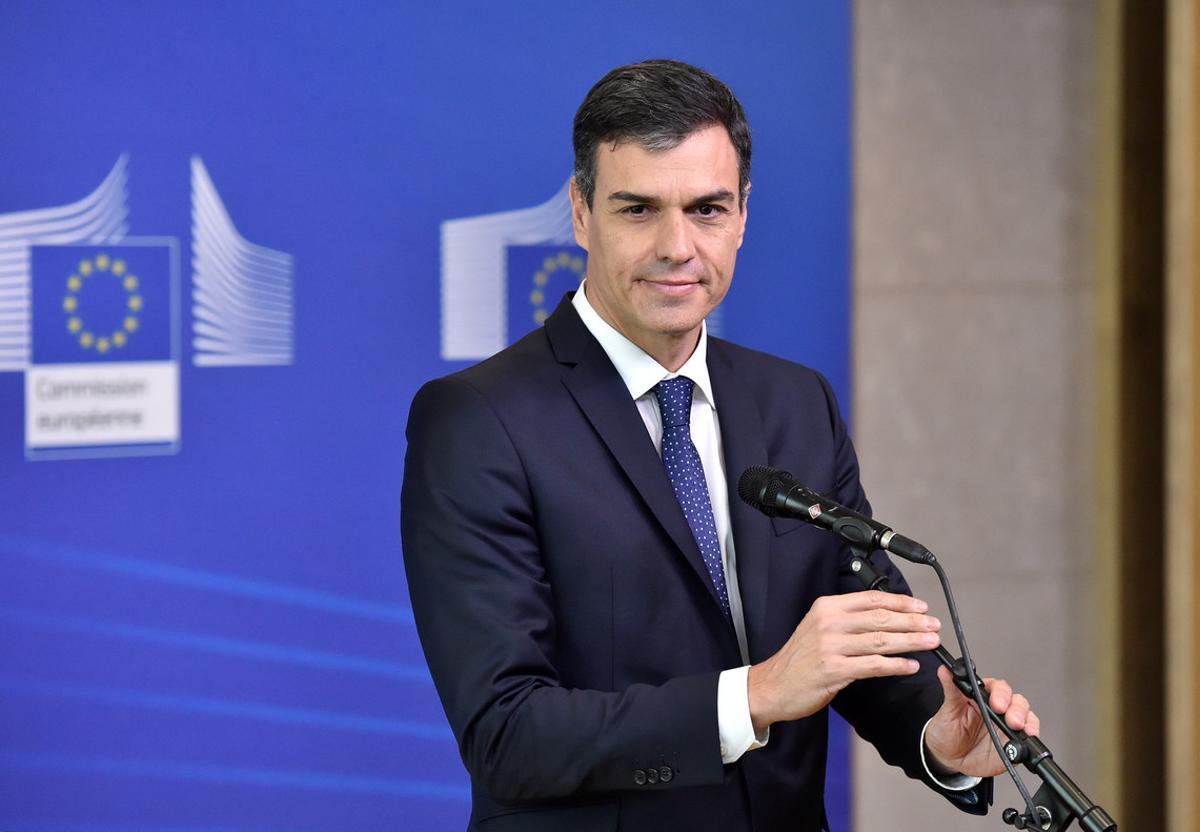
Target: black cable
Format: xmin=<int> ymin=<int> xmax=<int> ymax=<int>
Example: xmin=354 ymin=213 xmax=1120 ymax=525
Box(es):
xmin=929 ymin=555 xmax=1043 ymax=829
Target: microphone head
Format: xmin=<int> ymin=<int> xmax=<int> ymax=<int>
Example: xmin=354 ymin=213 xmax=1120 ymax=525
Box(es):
xmin=737 ymin=465 xmax=795 ymax=517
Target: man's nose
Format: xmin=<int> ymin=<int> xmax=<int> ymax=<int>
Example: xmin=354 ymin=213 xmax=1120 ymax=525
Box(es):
xmin=656 ymin=210 xmax=696 ymax=263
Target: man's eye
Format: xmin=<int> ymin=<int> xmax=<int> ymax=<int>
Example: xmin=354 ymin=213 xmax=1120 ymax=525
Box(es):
xmin=624 ymin=205 xmax=648 ymax=216
xmin=696 ymin=204 xmax=724 ymax=217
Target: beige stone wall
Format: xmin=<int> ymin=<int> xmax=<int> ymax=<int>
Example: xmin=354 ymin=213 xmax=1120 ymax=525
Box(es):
xmin=852 ymin=2 xmax=1101 ymax=828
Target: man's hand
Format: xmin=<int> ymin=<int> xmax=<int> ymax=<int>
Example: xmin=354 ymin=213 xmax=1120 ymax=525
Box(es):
xmin=924 ymin=665 xmax=1041 ymax=777
xmin=747 ymin=590 xmax=941 ymax=734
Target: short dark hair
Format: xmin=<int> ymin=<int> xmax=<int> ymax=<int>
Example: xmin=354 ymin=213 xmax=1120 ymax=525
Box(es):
xmin=572 ymin=59 xmax=751 ymax=209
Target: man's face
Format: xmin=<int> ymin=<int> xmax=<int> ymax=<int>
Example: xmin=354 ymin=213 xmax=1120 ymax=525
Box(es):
xmin=570 ymin=125 xmax=748 ymax=362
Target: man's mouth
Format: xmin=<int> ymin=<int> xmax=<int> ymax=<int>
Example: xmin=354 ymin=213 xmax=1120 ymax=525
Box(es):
xmin=640 ymin=279 xmax=701 ymax=297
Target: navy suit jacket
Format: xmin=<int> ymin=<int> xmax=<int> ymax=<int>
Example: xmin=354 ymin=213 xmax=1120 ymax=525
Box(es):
xmin=401 ymin=295 xmax=989 ymax=830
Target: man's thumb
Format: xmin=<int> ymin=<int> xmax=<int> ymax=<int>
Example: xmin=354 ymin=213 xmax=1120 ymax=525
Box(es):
xmin=937 ymin=664 xmax=962 ymax=706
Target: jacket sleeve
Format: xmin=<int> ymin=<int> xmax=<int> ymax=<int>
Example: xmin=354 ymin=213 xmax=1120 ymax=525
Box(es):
xmin=810 ymin=371 xmax=993 ymax=815
xmin=401 ymin=375 xmax=725 ymax=803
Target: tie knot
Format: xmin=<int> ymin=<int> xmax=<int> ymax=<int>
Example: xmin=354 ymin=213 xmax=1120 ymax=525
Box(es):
xmin=654 ymin=377 xmax=695 ymax=428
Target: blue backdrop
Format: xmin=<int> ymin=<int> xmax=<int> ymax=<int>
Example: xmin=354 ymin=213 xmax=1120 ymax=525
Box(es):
xmin=0 ymin=3 xmax=852 ymax=829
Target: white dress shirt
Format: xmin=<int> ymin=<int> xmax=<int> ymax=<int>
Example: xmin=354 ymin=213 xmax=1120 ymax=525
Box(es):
xmin=570 ymin=282 xmax=978 ymax=787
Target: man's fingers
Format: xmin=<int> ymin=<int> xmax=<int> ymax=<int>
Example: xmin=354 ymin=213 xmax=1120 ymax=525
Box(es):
xmin=985 ymin=678 xmax=1013 ymax=712
xmin=843 ymin=608 xmax=941 ymax=635
xmin=845 ymin=654 xmax=922 ymax=680
xmin=979 ymin=678 xmax=1039 ymax=733
xmin=1002 ymin=694 xmax=1032 ymax=731
xmin=1024 ymin=710 xmax=1041 ymax=737
xmin=843 ymin=629 xmax=940 ymax=657
xmin=837 ymin=589 xmax=930 ymax=614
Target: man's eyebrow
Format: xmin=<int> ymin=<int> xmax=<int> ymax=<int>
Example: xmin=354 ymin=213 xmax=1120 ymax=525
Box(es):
xmin=607 ymin=190 xmax=660 ymax=205
xmin=686 ymin=189 xmax=737 ymax=207
xmin=606 ymin=189 xmax=737 ymax=206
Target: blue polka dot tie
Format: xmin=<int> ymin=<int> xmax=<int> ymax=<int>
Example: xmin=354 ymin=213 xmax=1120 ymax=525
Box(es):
xmin=654 ymin=377 xmax=730 ymax=616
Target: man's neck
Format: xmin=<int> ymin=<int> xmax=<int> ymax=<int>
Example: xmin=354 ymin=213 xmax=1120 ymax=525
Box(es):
xmin=636 ymin=331 xmax=701 ymax=373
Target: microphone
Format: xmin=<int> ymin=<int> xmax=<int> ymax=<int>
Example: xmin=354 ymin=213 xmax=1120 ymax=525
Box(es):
xmin=736 ymin=465 xmax=934 ymax=565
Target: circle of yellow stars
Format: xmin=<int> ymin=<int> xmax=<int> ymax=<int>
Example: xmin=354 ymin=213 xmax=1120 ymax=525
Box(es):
xmin=63 ymin=252 xmax=142 ymax=354
xmin=530 ymin=250 xmax=585 ymax=325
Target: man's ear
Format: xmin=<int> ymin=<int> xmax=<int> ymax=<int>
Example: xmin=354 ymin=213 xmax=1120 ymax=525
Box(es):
xmin=736 ymin=183 xmax=750 ymax=249
xmin=569 ymin=178 xmax=590 ymax=252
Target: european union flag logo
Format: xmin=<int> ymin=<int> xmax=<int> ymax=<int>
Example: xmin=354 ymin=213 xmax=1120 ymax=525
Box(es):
xmin=31 ymin=243 xmax=173 ymax=365
xmin=505 ymin=244 xmax=585 ymax=344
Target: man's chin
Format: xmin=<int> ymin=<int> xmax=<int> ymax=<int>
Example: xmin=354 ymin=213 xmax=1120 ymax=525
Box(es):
xmin=640 ymin=311 xmax=710 ymax=340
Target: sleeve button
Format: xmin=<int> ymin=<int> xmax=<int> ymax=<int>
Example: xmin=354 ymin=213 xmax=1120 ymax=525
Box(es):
xmin=633 ymin=769 xmax=647 ymax=786
xmin=659 ymin=766 xmax=673 ymax=783
xmin=646 ymin=767 xmax=659 ymax=784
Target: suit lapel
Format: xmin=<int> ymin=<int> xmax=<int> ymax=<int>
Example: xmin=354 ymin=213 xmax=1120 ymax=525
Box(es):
xmin=546 ymin=297 xmax=733 ymax=616
xmin=708 ymin=340 xmax=772 ymax=659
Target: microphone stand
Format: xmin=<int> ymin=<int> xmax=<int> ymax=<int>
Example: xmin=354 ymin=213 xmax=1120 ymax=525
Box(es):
xmin=843 ymin=535 xmax=1117 ymax=832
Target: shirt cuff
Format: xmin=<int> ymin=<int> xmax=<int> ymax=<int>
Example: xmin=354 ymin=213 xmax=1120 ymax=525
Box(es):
xmin=717 ymin=666 xmax=769 ymax=763
xmin=919 ymin=717 xmax=983 ymax=791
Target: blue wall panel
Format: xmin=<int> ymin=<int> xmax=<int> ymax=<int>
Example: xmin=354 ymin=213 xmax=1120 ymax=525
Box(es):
xmin=0 ymin=2 xmax=852 ymax=829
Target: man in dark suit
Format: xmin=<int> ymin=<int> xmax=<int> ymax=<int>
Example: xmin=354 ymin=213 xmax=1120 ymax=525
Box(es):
xmin=402 ymin=60 xmax=1040 ymax=831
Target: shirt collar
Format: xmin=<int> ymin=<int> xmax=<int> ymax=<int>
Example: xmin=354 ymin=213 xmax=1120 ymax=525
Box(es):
xmin=571 ymin=280 xmax=716 ymax=409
